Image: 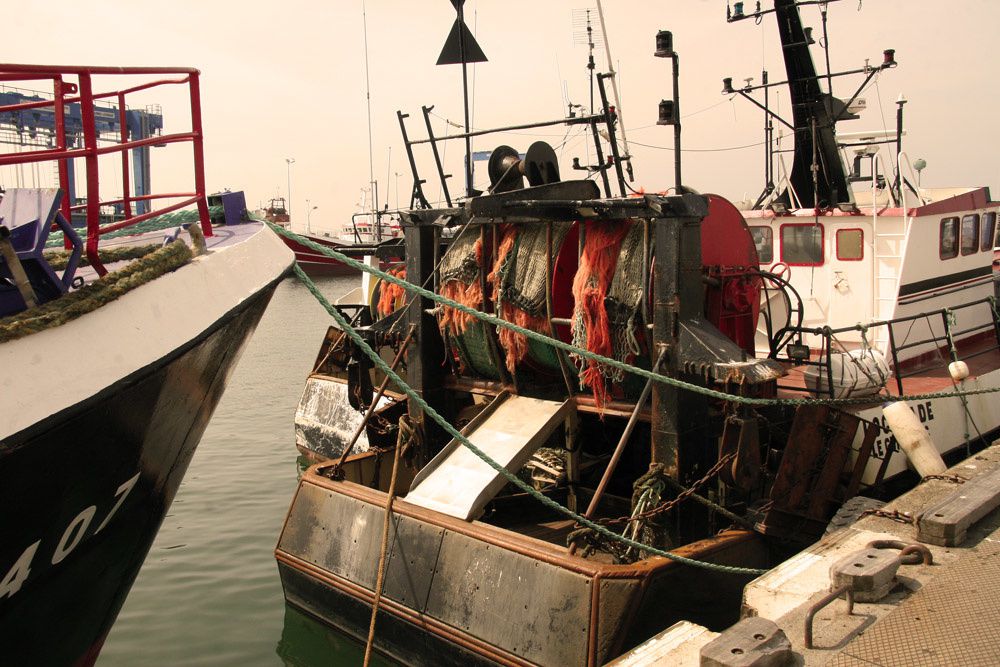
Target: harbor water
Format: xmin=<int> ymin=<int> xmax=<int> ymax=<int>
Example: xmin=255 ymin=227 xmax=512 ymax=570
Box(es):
xmin=97 ymin=275 xmax=393 ymax=666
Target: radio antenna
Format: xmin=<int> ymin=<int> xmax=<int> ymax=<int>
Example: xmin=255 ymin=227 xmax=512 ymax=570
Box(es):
xmin=594 ymin=0 xmax=632 ymax=180
xmin=572 ymin=8 xmax=603 ymax=115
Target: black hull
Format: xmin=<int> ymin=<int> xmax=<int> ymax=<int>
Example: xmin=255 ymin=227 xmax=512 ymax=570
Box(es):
xmin=278 ymin=565 xmax=491 ymax=667
xmin=0 ymin=282 xmax=279 ymax=666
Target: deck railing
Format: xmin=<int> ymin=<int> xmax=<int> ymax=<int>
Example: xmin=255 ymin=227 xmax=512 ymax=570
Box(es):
xmin=0 ymin=64 xmax=212 ymax=275
xmin=773 ymin=297 xmax=1000 ymax=397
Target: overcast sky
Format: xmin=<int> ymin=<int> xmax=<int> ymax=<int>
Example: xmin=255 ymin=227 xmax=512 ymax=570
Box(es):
xmin=5 ymin=1 xmax=999 ymax=233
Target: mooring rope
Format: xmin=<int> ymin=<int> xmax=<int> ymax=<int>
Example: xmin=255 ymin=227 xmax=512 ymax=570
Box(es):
xmin=269 ymin=221 xmax=1000 ymax=577
xmin=0 ymin=239 xmax=192 ymax=343
xmin=290 ymin=262 xmax=767 ymax=576
xmin=268 ymin=223 xmax=1000 ymax=409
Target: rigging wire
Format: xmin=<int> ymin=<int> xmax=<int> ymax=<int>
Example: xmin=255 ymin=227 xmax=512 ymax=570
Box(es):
xmin=629 ymin=138 xmax=767 ymax=153
xmin=362 ymin=0 xmax=376 ymax=215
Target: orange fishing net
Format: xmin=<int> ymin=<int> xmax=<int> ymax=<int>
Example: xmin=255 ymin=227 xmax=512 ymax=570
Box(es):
xmin=572 ymin=220 xmax=631 ymax=409
xmin=439 ymin=237 xmax=484 ymax=336
xmin=376 ymin=267 xmax=407 ymax=317
xmin=489 ymin=225 xmax=550 ymax=374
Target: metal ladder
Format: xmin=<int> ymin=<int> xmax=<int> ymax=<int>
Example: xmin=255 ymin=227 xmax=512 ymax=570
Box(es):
xmin=870 ymin=153 xmax=910 ymax=353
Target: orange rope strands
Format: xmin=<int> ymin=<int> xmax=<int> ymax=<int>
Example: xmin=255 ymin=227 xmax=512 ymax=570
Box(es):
xmin=572 ymin=220 xmax=632 ymax=409
xmin=439 ymin=237 xmax=484 ymax=336
xmin=489 ymin=225 xmax=550 ymax=374
xmin=377 ymin=267 xmax=407 ymax=317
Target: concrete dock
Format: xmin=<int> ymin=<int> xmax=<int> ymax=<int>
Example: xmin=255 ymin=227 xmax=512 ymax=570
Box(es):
xmin=610 ymin=441 xmax=1000 ymax=666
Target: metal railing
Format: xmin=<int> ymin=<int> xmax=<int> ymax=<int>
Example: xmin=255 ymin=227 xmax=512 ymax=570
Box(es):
xmin=0 ymin=64 xmax=212 ymax=275
xmin=772 ymin=298 xmax=1000 ymax=397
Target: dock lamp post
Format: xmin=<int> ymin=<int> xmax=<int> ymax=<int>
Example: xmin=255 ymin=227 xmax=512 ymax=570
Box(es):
xmin=654 ymin=30 xmax=682 ymax=193
xmin=285 ymin=157 xmax=295 ymax=216
xmin=307 ymin=202 xmax=318 ymax=234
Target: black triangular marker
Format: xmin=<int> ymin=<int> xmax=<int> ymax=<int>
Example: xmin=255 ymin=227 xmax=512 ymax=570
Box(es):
xmin=436 ymin=18 xmax=488 ymax=66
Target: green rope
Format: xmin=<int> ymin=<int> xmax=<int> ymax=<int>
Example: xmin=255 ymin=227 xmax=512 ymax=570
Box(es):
xmin=290 ymin=263 xmax=767 ymax=576
xmin=44 ymin=243 xmax=161 ymax=270
xmin=46 ymin=205 xmax=224 ymax=248
xmin=0 ymin=240 xmax=192 ymax=343
xmin=268 ymin=222 xmax=1000 ymax=409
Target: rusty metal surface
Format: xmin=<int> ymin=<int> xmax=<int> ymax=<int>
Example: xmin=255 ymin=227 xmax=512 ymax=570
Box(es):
xmin=829 ymin=534 xmax=1000 ymax=666
xmin=382 ymin=514 xmax=445 ymax=611
xmin=423 ymin=526 xmax=594 ymax=666
xmin=276 ymin=482 xmax=385 ymax=590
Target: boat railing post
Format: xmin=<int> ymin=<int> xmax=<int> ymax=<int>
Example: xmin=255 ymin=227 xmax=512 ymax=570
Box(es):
xmin=887 ymin=322 xmax=904 ymax=395
xmin=77 ymin=72 xmax=106 ymax=276
xmin=53 ymin=75 xmax=73 ymax=243
xmin=187 ymin=72 xmax=212 ymax=239
xmin=116 ymin=91 xmax=133 ymax=222
xmin=421 ymin=105 xmax=452 ymax=207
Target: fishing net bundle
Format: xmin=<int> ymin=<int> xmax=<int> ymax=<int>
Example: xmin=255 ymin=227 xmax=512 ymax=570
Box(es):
xmin=437 ymin=228 xmax=485 ymax=336
xmin=571 ymin=220 xmax=644 ymax=409
xmin=489 ymin=223 xmax=571 ymax=373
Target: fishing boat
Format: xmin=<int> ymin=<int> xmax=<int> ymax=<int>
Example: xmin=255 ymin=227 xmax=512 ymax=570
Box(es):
xmin=724 ymin=0 xmax=1000 ymax=509
xmin=0 ymin=64 xmax=293 ymax=666
xmin=262 ymin=197 xmax=291 ymax=228
xmin=274 ymin=221 xmax=404 ymax=277
xmin=275 ymin=2 xmax=1000 ymax=665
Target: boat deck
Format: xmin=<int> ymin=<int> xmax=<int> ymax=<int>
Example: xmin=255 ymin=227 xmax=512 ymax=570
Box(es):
xmin=72 ymin=219 xmax=267 ymax=285
xmin=776 ymin=334 xmax=1000 ymax=400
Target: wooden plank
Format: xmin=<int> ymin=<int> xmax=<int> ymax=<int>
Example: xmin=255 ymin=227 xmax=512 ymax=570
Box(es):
xmin=917 ymin=467 xmax=1000 ymax=546
xmin=405 ymin=394 xmax=572 ymax=520
xmin=806 ymin=411 xmax=860 ymax=518
xmin=845 ymin=420 xmax=880 ymax=499
xmin=769 ymin=405 xmax=830 ymax=512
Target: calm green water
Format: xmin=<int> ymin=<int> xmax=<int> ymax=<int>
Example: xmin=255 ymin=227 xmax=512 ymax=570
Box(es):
xmin=98 ymin=275 xmax=393 ymax=666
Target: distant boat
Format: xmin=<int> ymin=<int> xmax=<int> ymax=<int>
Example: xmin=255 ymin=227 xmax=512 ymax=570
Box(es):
xmin=261 ymin=196 xmax=291 ymax=228
xmin=0 ymin=63 xmax=293 ymax=666
xmin=274 ymin=209 xmax=404 ymax=276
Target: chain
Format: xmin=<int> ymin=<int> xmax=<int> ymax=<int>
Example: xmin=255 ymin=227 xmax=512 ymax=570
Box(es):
xmin=921 ymin=473 xmax=966 ymax=484
xmin=860 ymin=508 xmax=916 ymax=525
xmin=602 ymin=453 xmax=736 ymax=527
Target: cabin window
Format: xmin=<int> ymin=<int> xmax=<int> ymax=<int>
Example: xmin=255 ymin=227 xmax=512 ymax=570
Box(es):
xmin=780 ymin=223 xmax=824 ymax=266
xmin=981 ymin=212 xmax=996 ymax=252
xmin=836 ymin=228 xmax=864 ymax=261
xmin=940 ymin=217 xmax=959 ymax=259
xmin=750 ymin=226 xmax=773 ymax=263
xmin=961 ymin=214 xmax=980 ymax=256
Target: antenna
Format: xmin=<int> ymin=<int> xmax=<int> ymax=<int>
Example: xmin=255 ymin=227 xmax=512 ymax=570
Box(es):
xmin=362 ymin=0 xmax=378 ymax=236
xmin=594 ymin=0 xmax=633 ymax=181
xmin=572 ymin=8 xmax=603 ymax=115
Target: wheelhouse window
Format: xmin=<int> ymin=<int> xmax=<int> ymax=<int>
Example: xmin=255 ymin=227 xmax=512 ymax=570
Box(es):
xmin=836 ymin=228 xmax=864 ymax=261
xmin=961 ymin=214 xmax=980 ymax=255
xmin=749 ymin=225 xmax=773 ymax=264
xmin=940 ymin=217 xmax=959 ymax=259
xmin=982 ymin=212 xmax=996 ymax=252
xmin=780 ymin=223 xmax=824 ymax=266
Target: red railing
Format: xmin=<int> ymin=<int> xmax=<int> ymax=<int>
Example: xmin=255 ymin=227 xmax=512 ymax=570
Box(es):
xmin=0 ymin=64 xmax=213 ymax=275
